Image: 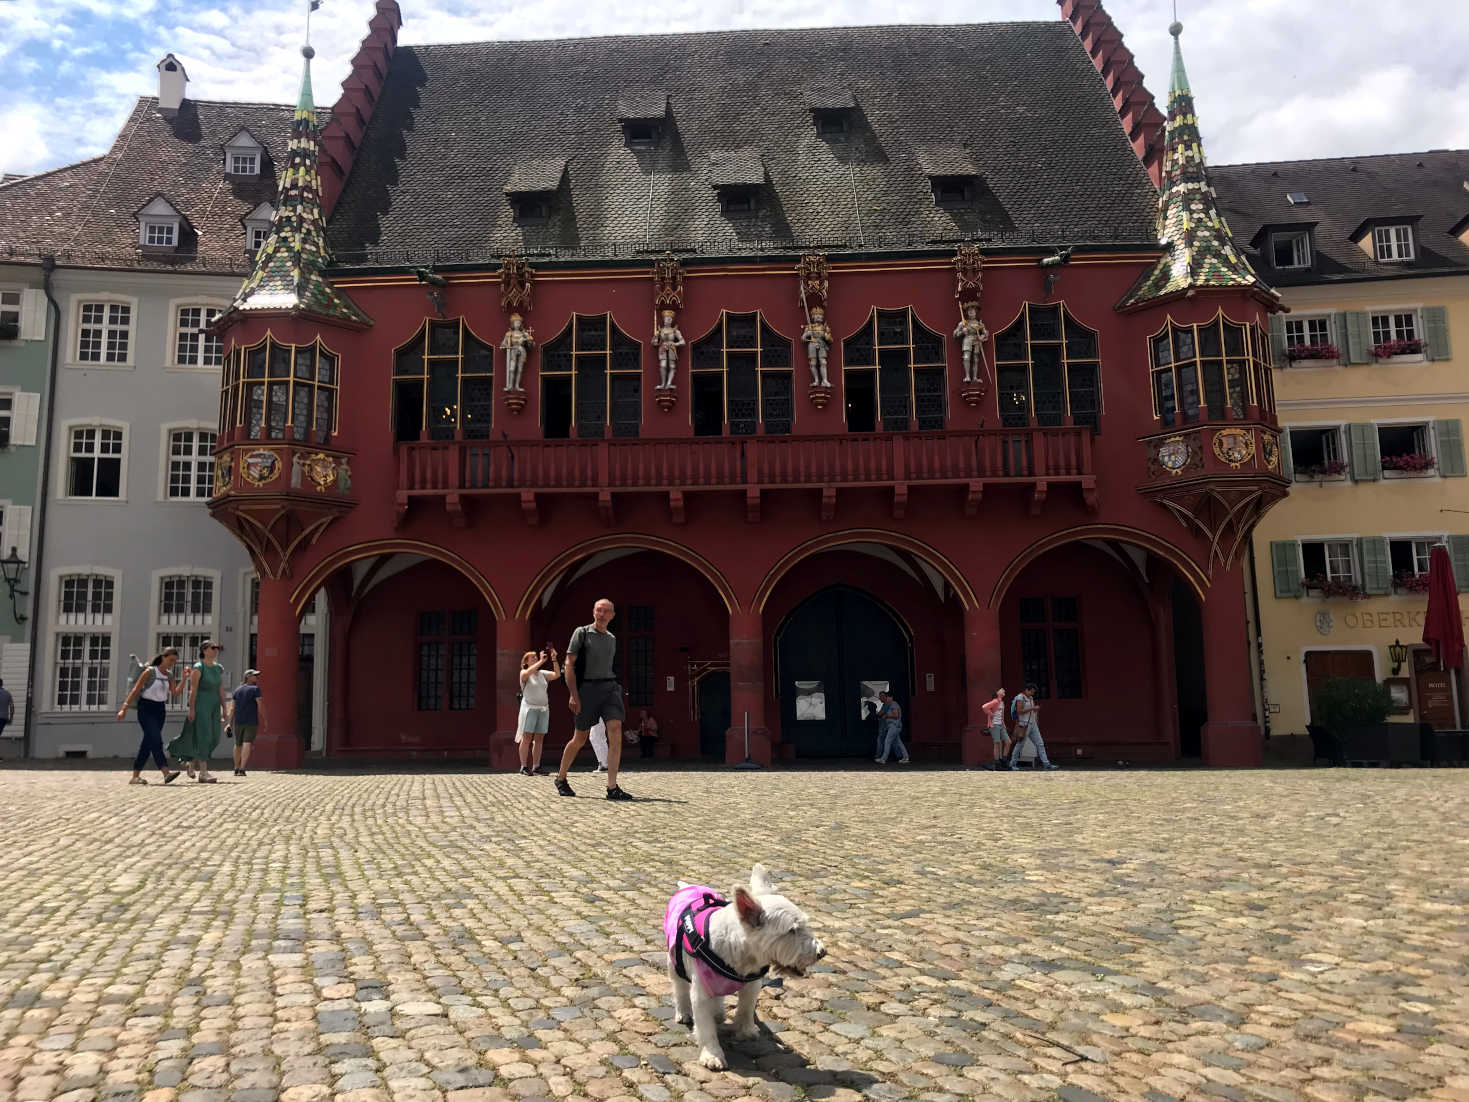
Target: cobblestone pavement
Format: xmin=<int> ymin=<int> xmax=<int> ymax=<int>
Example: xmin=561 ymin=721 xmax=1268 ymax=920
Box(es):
xmin=1 ymin=766 xmax=1467 ymax=1102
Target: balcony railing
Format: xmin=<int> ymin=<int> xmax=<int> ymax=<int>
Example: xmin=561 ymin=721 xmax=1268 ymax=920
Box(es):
xmin=398 ymin=427 xmax=1094 ymax=496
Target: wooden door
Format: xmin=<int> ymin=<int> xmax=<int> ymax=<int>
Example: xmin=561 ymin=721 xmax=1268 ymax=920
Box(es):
xmin=1305 ymin=650 xmax=1375 ymax=722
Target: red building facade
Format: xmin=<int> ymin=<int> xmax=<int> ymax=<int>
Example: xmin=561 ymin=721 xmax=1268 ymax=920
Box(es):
xmin=210 ymin=1 xmax=1288 ymax=771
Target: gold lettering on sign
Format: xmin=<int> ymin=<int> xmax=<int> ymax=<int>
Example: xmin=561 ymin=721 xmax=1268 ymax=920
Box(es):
xmin=1334 ymin=608 xmax=1465 ymax=633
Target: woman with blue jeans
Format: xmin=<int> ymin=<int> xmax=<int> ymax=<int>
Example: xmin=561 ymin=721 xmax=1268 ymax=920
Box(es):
xmin=116 ymin=647 xmax=185 ymax=785
xmin=874 ymin=691 xmax=910 ymax=764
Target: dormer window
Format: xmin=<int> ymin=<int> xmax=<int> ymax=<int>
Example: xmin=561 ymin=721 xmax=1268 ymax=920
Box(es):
xmin=1374 ymin=223 xmax=1415 ymax=262
xmin=135 ymin=195 xmax=183 ymax=252
xmin=916 ymin=146 xmax=981 ymax=210
xmin=242 ymin=201 xmax=275 ymax=255
xmin=804 ymin=88 xmax=856 ymax=137
xmin=223 ymin=129 xmax=265 ymax=178
xmin=813 ymin=110 xmax=848 ymax=137
xmin=1271 ymin=229 xmax=1312 ymax=269
xmin=708 ymin=149 xmax=766 ymax=218
xmin=504 ymin=159 xmax=567 ymax=224
xmin=617 ymin=92 xmax=667 ymax=150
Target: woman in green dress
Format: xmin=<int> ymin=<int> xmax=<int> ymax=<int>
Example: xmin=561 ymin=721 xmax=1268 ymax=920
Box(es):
xmin=167 ymin=641 xmax=228 ymax=783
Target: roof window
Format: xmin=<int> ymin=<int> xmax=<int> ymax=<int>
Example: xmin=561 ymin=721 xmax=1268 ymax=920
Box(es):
xmin=223 ymin=129 xmax=264 ymax=178
xmin=135 ymin=195 xmax=184 ymax=252
xmin=1286 ymin=191 xmax=1309 ymax=205
xmin=503 ymin=159 xmax=567 ymax=222
xmin=618 ymin=92 xmax=667 ymax=150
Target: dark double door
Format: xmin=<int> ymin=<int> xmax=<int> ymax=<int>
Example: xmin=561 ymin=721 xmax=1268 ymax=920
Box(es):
xmin=777 ymin=586 xmax=909 ymax=757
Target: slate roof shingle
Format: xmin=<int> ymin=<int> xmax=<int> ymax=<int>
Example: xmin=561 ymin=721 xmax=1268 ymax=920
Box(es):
xmin=617 ymin=91 xmax=669 ymax=121
xmin=1210 ymin=150 xmax=1469 ymax=286
xmin=914 ymin=146 xmax=981 ymax=179
xmin=0 ymin=97 xmax=311 ymax=273
xmin=325 ymin=22 xmax=1161 ymax=265
xmin=707 ymin=149 xmax=766 ymax=189
xmin=504 ymin=159 xmax=569 ymax=195
xmin=802 ymin=88 xmax=857 ymax=110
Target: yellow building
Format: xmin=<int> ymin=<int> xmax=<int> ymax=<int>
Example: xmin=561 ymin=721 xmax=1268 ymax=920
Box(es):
xmin=1213 ymin=152 xmax=1469 ymax=735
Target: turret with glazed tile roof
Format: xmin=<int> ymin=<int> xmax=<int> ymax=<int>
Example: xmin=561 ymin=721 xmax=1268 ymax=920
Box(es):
xmin=226 ymin=46 xmax=370 ymax=327
xmin=1121 ymin=21 xmax=1270 ymax=308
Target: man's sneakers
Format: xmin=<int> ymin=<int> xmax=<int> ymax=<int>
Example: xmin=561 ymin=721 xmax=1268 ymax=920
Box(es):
xmin=1043 ymin=763 xmax=1061 ymax=770
xmin=233 ymin=769 xmax=247 ymax=777
xmin=555 ymin=777 xmax=575 ymax=797
xmin=605 ymin=785 xmax=633 ymax=801
xmin=519 ymin=765 xmax=533 ymax=776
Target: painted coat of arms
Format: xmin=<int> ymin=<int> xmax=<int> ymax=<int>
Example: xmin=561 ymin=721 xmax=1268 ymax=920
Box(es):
xmin=1261 ymin=433 xmax=1280 ymax=471
xmin=304 ymin=452 xmax=337 ymax=491
xmin=213 ymin=452 xmax=233 ymax=496
xmin=242 ymin=449 xmax=281 ymax=486
xmin=1157 ymin=435 xmax=1191 ymax=474
xmin=1212 ymin=427 xmax=1255 ymax=468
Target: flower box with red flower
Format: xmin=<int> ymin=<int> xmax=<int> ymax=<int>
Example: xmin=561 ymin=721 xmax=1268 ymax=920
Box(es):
xmin=1285 ymin=342 xmax=1340 ymax=364
xmin=1295 ymin=459 xmax=1347 ymax=480
xmin=1371 ymin=338 xmax=1424 ymax=360
xmin=1392 ymin=571 xmax=1431 ymax=594
xmin=1302 ymin=574 xmax=1368 ymax=600
xmin=1381 ymin=452 xmax=1436 ymax=474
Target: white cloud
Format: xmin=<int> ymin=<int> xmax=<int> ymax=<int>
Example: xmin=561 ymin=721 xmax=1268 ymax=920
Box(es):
xmin=1 ymin=0 xmax=1465 ymax=178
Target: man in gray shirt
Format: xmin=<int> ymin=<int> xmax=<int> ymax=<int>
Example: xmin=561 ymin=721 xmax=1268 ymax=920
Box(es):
xmin=555 ymin=597 xmax=633 ymax=800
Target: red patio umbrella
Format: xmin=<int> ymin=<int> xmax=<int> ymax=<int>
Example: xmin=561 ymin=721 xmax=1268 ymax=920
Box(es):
xmin=1422 ymin=545 xmax=1464 ymax=671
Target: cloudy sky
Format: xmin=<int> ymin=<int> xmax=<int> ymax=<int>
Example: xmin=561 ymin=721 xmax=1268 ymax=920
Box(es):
xmin=1 ymin=0 xmax=1465 ymax=179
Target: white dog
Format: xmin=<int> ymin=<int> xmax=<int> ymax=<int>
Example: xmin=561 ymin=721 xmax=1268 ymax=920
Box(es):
xmin=664 ymin=864 xmax=826 ymax=1070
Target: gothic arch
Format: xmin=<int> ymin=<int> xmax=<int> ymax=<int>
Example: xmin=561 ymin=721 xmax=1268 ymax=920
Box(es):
xmin=514 ymin=534 xmax=739 ymax=620
xmin=289 ymin=538 xmax=506 ymax=619
xmin=752 ymin=528 xmax=978 ymax=613
xmin=989 ymin=524 xmax=1208 ymax=609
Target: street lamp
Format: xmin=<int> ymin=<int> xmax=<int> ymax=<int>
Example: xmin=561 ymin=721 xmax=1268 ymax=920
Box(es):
xmin=1388 ymin=638 xmax=1407 ymax=676
xmin=1 ymin=547 xmax=27 ymax=624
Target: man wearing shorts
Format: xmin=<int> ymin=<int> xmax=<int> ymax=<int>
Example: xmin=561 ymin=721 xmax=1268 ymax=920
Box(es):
xmin=555 ymin=598 xmax=632 ymax=800
xmin=228 ymin=669 xmax=266 ymax=777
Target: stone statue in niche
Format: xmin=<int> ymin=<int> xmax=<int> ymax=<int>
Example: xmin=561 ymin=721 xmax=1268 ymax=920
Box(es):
xmin=802 ymin=306 xmax=832 ymax=387
xmin=653 ymin=309 xmax=685 ymax=390
xmin=954 ymin=303 xmax=988 ymax=384
xmin=336 ymin=459 xmax=352 ymax=494
xmin=290 ymin=451 xmax=304 ymax=489
xmin=501 ymin=314 xmax=535 ymax=391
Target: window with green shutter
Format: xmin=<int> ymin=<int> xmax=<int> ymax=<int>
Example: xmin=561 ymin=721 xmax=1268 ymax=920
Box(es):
xmin=1357 ymin=536 xmax=1391 ymax=595
xmin=1434 ymin=419 xmax=1465 ymax=477
xmin=1448 ymin=535 xmax=1469 ymax=591
xmin=1346 ymin=422 xmax=1380 ymax=481
xmin=1342 ymin=311 xmax=1373 ymax=364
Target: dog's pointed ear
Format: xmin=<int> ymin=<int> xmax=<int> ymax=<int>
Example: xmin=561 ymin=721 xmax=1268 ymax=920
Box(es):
xmin=750 ymin=863 xmax=774 ymax=896
xmin=733 ymin=886 xmax=765 ymax=927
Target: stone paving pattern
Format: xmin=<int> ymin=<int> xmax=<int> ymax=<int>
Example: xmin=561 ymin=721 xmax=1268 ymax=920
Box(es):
xmin=1 ymin=766 xmax=1466 ymax=1102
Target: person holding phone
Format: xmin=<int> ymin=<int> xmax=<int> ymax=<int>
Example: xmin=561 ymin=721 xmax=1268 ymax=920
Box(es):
xmin=1008 ymin=682 xmax=1059 ymax=771
xmin=116 ymin=646 xmax=186 ymax=785
xmin=517 ymin=644 xmax=558 ymax=776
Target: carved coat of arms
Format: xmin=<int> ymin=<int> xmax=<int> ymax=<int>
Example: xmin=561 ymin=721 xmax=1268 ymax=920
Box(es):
xmin=1212 ymin=427 xmax=1255 ymax=469
xmin=242 ymin=449 xmax=281 ymax=486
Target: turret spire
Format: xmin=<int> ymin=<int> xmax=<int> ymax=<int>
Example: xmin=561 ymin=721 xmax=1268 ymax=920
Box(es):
xmin=1120 ymin=19 xmax=1267 ymax=307
xmin=226 ymin=44 xmax=369 ymax=325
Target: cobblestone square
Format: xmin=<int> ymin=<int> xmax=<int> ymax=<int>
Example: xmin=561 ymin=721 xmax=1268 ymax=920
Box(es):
xmin=1 ymin=766 xmax=1466 ymax=1102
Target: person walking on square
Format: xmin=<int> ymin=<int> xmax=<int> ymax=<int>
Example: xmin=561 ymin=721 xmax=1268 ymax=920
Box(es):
xmin=874 ymin=690 xmax=909 ymax=764
xmin=637 ymin=708 xmax=659 ymax=759
xmin=167 ymin=641 xmax=228 ymax=783
xmin=0 ymin=679 xmax=12 ymax=740
xmin=517 ymin=645 xmax=558 ymax=775
xmin=980 ymin=687 xmax=1011 ymax=770
xmin=227 ymin=668 xmax=267 ymax=777
xmin=116 ymin=647 xmax=185 ymax=785
xmin=1009 ymin=682 xmax=1060 ymax=771
xmin=555 ymin=598 xmax=633 ymax=800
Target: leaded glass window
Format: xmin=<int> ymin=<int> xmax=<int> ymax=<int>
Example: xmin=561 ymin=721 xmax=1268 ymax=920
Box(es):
xmin=390 ymin=318 xmax=495 ymax=442
xmin=993 ymin=303 xmax=1102 ymax=431
xmin=686 ymin=311 xmax=795 ymax=437
xmin=841 ymin=308 xmax=947 ymax=432
xmin=222 ymin=336 xmax=340 ymax=443
xmin=1149 ymin=315 xmax=1272 ymax=427
xmin=540 ymin=314 xmax=642 ymax=439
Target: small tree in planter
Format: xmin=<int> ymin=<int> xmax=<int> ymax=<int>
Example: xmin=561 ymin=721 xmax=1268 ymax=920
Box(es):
xmin=1381 ymin=453 xmax=1436 ymax=473
xmin=1302 ymin=574 xmax=1368 ymax=599
xmin=1311 ymin=678 xmax=1404 ymax=764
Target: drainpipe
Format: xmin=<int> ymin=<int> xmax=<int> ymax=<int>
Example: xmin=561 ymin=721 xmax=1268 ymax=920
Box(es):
xmin=22 ymin=255 xmax=61 ymax=760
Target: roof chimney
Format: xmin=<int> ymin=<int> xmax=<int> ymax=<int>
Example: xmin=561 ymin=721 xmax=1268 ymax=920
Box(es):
xmin=157 ymin=53 xmax=188 ymax=117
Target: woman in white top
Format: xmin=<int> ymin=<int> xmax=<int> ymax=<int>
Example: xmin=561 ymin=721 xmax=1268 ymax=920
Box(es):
xmin=115 ymin=646 xmax=187 ymax=785
xmin=517 ymin=645 xmax=559 ymax=776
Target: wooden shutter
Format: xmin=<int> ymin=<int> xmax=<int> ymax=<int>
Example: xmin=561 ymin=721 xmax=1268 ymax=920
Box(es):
xmin=1449 ymin=535 xmax=1469 ymax=591
xmin=1346 ymin=422 xmax=1379 ymax=481
xmin=0 ymin=504 xmax=31 ymax=560
xmin=1435 ymin=419 xmax=1466 ymax=477
xmin=19 ymin=290 xmax=47 ymax=342
xmin=1331 ymin=312 xmax=1348 ymax=364
xmin=1423 ymin=306 xmax=1451 ymax=361
xmin=1270 ymin=540 xmax=1302 ymax=598
xmin=1267 ymin=314 xmax=1286 ymax=366
xmin=1343 ymin=311 xmax=1372 ymax=364
xmin=1279 ymin=429 xmax=1294 ymax=480
xmin=12 ymin=392 xmax=39 ymax=446
xmin=1358 ymin=536 xmax=1391 ymax=595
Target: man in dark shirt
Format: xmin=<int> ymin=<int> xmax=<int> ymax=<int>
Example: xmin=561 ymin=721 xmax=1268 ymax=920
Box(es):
xmin=228 ymin=669 xmax=267 ymax=777
xmin=0 ymin=679 xmax=12 ymax=740
xmin=555 ymin=598 xmax=632 ymax=801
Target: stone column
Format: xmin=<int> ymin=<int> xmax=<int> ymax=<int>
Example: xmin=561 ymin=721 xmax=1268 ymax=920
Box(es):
xmin=324 ymin=574 xmax=352 ymax=756
xmin=492 ymin=617 xmax=530 ymax=770
xmin=726 ymin=608 xmax=771 ymax=765
xmin=1148 ymin=570 xmax=1180 ymax=757
xmin=254 ymin=576 xmax=302 ymax=770
xmin=962 ymin=604 xmax=1001 ymax=766
xmin=1201 ymin=563 xmax=1262 ymax=767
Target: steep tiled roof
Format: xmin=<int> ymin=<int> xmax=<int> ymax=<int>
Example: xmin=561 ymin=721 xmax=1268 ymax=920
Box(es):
xmin=504 ymin=159 xmax=568 ymax=195
xmin=1119 ymin=23 xmax=1266 ymax=308
xmin=801 ymin=88 xmax=856 ymax=110
xmin=707 ymin=149 xmax=766 ymax=188
xmin=326 ymin=22 xmax=1161 ymax=265
xmin=0 ymin=97 xmax=313 ymax=273
xmin=1210 ymin=150 xmax=1469 ymax=286
xmin=915 ymin=146 xmax=981 ymax=178
xmin=227 ymin=53 xmax=369 ymax=325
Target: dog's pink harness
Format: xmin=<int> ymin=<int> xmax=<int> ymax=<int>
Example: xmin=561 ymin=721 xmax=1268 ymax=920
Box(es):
xmin=665 ymin=885 xmax=768 ymax=997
